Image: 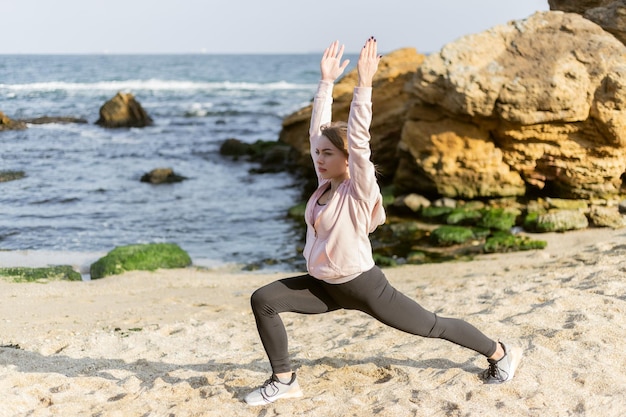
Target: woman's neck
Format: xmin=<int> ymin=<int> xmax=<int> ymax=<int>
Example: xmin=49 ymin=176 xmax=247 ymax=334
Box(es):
xmin=329 ymin=173 xmax=349 ymax=192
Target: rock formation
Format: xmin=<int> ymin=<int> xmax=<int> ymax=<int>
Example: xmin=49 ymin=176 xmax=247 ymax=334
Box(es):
xmin=399 ymin=11 xmax=626 ymax=199
xmin=0 ymin=170 xmax=25 ymax=183
xmin=19 ymin=116 xmax=88 ymax=125
xmin=140 ymin=168 xmax=186 ymax=184
xmin=0 ymin=111 xmax=26 ymax=131
xmin=95 ymin=92 xmax=153 ymax=128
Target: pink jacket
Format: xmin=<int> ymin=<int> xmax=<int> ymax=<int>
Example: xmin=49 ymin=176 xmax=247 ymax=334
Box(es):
xmin=303 ymin=80 xmax=386 ymax=283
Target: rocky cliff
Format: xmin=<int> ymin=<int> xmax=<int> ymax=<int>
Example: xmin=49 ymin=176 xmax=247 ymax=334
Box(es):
xmin=280 ymin=10 xmax=626 ymax=200
xmin=400 ymin=11 xmax=626 ymax=199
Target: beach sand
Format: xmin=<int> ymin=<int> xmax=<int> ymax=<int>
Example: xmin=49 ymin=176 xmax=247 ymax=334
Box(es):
xmin=1 ymin=227 xmax=625 ymax=416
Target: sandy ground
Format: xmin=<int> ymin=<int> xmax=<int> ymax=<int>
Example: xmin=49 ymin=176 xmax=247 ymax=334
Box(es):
xmin=1 ymin=227 xmax=625 ymax=416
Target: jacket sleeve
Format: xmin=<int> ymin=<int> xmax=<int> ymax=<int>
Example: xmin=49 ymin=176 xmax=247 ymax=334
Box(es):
xmin=309 ymin=80 xmax=334 ymax=184
xmin=347 ymin=87 xmax=379 ymax=201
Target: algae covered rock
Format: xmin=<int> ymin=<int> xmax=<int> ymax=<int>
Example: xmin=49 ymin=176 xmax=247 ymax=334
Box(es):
xmin=477 ymin=208 xmax=519 ymax=231
xmin=0 ymin=266 xmax=82 ymax=283
xmin=534 ymin=210 xmax=590 ymax=232
xmin=430 ymin=226 xmax=476 ymax=246
xmin=90 ymin=243 xmax=191 ymax=279
xmin=484 ymin=231 xmax=547 ymax=253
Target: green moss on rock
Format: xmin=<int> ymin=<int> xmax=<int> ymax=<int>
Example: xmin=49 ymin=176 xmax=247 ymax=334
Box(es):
xmin=421 ymin=206 xmax=454 ymax=221
xmin=445 ymin=207 xmax=482 ymax=225
xmin=90 ymin=243 xmax=191 ymax=279
xmin=523 ymin=212 xmax=540 ymax=231
xmin=373 ymin=253 xmax=398 ymax=267
xmin=389 ymin=221 xmax=427 ymax=239
xmin=430 ymin=225 xmax=475 ymax=246
xmin=0 ymin=266 xmax=82 ymax=283
xmin=478 ymin=208 xmax=518 ymax=231
xmin=484 ymin=231 xmax=547 ymax=253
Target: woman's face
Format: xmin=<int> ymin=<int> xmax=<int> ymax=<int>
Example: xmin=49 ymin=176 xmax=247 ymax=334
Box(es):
xmin=315 ymin=136 xmax=348 ymax=180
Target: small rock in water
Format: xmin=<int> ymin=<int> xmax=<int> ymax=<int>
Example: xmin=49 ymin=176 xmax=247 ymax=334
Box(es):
xmin=140 ymin=168 xmax=187 ymax=184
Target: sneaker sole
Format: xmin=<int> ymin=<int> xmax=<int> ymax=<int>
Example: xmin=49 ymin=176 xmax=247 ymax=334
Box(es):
xmin=245 ymin=387 xmax=303 ymax=406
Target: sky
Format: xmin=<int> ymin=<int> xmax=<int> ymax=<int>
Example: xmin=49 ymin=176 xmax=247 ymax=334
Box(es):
xmin=0 ymin=0 xmax=549 ymax=54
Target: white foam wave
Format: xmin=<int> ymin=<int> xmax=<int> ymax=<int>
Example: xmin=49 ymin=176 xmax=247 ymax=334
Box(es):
xmin=0 ymin=79 xmax=316 ymax=93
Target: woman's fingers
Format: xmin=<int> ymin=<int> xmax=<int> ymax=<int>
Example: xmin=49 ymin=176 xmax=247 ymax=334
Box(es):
xmin=365 ymin=36 xmax=377 ymax=58
xmin=360 ymin=37 xmax=377 ymax=61
xmin=336 ymin=43 xmax=345 ymax=60
xmin=325 ymin=41 xmax=335 ymax=57
xmin=357 ymin=37 xmax=381 ymax=87
xmin=329 ymin=40 xmax=344 ymax=60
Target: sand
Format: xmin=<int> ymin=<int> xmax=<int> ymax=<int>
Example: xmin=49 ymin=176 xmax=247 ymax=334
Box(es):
xmin=1 ymin=227 xmax=625 ymax=416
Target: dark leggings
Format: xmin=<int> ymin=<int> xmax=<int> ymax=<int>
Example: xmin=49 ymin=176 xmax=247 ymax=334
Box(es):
xmin=250 ymin=266 xmax=497 ymax=374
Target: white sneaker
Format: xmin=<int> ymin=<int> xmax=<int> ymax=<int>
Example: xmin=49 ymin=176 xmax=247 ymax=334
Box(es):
xmin=244 ymin=373 xmax=303 ymax=406
xmin=482 ymin=342 xmax=523 ymax=384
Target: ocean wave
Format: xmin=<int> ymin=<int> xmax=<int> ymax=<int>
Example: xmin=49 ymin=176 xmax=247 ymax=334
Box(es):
xmin=0 ymin=79 xmax=316 ymax=93
xmin=183 ymin=107 xmax=284 ymax=119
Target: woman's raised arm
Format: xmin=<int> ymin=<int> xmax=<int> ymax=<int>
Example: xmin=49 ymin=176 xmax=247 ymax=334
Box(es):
xmin=309 ymin=41 xmax=349 ymax=141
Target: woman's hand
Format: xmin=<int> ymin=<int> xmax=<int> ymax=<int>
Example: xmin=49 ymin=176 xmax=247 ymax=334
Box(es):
xmin=321 ymin=40 xmax=350 ymax=82
xmin=357 ymin=36 xmax=381 ymax=88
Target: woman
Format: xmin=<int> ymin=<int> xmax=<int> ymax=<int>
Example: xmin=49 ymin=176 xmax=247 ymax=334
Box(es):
xmin=244 ymin=37 xmax=522 ymax=406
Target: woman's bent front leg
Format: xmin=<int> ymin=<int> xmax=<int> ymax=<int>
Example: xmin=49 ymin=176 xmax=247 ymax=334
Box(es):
xmin=250 ymin=274 xmax=340 ymax=374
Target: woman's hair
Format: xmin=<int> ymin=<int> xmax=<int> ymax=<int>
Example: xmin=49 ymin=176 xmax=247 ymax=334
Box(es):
xmin=320 ymin=122 xmax=349 ymax=158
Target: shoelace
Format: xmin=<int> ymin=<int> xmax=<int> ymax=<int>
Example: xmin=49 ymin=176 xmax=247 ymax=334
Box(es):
xmin=260 ymin=376 xmax=282 ymax=400
xmin=484 ymin=360 xmax=508 ymax=381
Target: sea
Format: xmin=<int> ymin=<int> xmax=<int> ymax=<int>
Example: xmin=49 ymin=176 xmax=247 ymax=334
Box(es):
xmin=0 ymin=54 xmax=356 ymax=273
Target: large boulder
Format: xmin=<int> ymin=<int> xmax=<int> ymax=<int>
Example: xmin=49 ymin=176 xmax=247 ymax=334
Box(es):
xmin=397 ymin=11 xmax=626 ymax=199
xmin=279 ymin=48 xmax=425 ymax=184
xmin=95 ymin=92 xmax=153 ymax=128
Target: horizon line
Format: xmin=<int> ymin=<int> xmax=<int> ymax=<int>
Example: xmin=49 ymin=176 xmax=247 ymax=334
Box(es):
xmin=0 ymin=47 xmax=422 ymax=56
